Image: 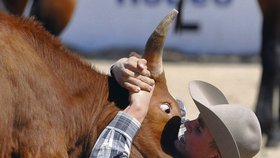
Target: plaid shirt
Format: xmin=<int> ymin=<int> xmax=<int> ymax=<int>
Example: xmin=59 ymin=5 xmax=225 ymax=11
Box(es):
xmin=90 ymin=100 xmax=187 ymax=158
xmin=90 ymin=111 xmax=140 ymax=157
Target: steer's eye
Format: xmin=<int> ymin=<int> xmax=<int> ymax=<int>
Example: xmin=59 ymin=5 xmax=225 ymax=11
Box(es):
xmin=160 ymin=103 xmax=171 ymax=114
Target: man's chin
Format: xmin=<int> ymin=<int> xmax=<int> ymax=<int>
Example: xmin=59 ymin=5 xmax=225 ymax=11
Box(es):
xmin=174 ymin=139 xmax=185 ymax=158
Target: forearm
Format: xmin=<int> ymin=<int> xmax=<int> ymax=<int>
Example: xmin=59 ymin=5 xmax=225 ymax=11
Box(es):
xmin=90 ymin=111 xmax=141 ymax=158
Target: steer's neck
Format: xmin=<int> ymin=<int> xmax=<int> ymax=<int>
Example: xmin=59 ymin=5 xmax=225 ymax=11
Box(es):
xmin=47 ymin=55 xmax=130 ymax=156
xmin=30 ymin=36 xmax=127 ymax=156
xmin=74 ymin=76 xmax=130 ymax=157
xmin=46 ymin=57 xmax=129 ymax=156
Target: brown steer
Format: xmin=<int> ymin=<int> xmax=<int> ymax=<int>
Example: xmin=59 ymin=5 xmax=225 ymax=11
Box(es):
xmin=0 ymin=9 xmax=181 ymax=157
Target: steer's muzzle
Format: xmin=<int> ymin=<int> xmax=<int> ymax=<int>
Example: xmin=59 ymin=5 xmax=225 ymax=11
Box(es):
xmin=160 ymin=116 xmax=181 ymax=157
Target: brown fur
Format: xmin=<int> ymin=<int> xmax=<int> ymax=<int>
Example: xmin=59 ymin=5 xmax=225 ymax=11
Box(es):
xmin=0 ymin=12 xmax=181 ymax=158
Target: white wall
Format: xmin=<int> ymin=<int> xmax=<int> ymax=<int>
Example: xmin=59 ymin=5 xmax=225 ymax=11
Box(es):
xmin=60 ymin=0 xmax=262 ymax=55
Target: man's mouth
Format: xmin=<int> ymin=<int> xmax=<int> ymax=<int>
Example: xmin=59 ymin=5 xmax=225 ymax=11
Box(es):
xmin=178 ymin=134 xmax=186 ymax=145
xmin=173 ymin=136 xmax=186 ymax=158
xmin=173 ymin=125 xmax=187 ymax=157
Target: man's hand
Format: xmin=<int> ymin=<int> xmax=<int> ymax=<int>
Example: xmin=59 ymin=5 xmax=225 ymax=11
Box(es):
xmin=111 ymin=55 xmax=155 ymax=93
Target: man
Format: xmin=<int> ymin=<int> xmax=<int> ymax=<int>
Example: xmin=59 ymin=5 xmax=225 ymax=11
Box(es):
xmin=90 ymin=56 xmax=262 ymax=158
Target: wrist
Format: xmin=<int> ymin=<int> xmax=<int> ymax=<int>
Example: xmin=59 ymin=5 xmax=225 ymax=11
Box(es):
xmin=125 ymin=104 xmax=148 ymax=124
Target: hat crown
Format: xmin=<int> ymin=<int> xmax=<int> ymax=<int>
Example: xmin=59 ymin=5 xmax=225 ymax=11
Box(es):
xmin=210 ymin=104 xmax=262 ymax=158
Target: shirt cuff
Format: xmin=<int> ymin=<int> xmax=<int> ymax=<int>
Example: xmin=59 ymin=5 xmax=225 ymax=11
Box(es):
xmin=108 ymin=111 xmax=141 ymax=141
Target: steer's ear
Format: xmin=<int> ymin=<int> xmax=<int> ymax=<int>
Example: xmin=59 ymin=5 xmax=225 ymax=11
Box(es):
xmin=142 ymin=9 xmax=178 ymax=78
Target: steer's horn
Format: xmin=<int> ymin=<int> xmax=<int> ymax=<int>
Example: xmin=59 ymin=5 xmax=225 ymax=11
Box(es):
xmin=143 ymin=9 xmax=178 ymax=77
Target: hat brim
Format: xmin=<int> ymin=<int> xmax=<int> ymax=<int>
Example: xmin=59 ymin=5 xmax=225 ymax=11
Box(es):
xmin=188 ymin=80 xmax=240 ymax=158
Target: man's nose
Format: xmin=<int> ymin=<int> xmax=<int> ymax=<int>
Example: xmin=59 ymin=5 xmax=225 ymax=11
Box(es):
xmin=183 ymin=119 xmax=189 ymax=127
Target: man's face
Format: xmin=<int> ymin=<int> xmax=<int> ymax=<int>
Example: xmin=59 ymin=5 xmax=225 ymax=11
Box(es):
xmin=174 ymin=115 xmax=218 ymax=158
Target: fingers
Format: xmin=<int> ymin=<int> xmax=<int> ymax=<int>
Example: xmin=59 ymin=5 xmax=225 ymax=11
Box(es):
xmin=137 ymin=58 xmax=147 ymax=70
xmin=123 ymin=76 xmax=155 ymax=92
xmin=123 ymin=82 xmax=141 ymax=93
xmin=125 ymin=56 xmax=150 ymax=77
xmin=112 ymin=53 xmax=155 ymax=92
xmin=135 ymin=74 xmax=155 ymax=87
xmin=120 ymin=63 xmax=155 ymax=92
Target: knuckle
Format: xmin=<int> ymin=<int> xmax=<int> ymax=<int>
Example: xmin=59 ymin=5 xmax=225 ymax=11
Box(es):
xmin=129 ymin=52 xmax=141 ymax=58
xmin=128 ymin=56 xmax=137 ymax=62
xmin=123 ymin=69 xmax=132 ymax=76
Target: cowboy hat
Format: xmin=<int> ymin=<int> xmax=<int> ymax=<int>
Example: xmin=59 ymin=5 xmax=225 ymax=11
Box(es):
xmin=188 ymin=80 xmax=262 ymax=158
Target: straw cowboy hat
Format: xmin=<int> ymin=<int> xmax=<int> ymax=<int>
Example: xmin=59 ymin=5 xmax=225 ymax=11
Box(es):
xmin=188 ymin=80 xmax=262 ymax=158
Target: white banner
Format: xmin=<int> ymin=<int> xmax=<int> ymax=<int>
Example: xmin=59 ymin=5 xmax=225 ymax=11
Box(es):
xmin=60 ymin=0 xmax=262 ymax=55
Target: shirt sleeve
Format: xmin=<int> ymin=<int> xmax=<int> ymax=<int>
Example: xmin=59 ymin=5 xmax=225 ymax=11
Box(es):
xmin=90 ymin=111 xmax=141 ymax=158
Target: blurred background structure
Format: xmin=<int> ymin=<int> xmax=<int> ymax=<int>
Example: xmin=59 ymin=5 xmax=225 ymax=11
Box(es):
xmin=0 ymin=0 xmax=262 ymax=57
xmin=255 ymin=0 xmax=280 ymax=148
xmin=0 ymin=0 xmax=76 ymax=36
